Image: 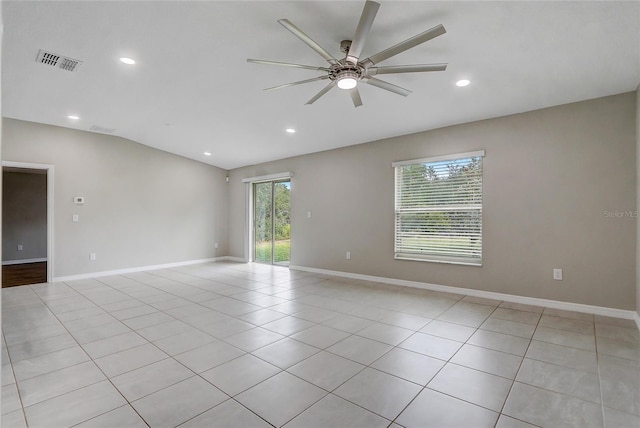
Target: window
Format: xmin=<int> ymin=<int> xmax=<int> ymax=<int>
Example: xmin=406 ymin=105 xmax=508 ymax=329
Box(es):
xmin=393 ymin=150 xmax=485 ymax=266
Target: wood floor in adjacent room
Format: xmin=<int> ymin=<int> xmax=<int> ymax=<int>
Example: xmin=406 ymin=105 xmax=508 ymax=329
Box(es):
xmin=2 ymin=262 xmax=47 ymax=287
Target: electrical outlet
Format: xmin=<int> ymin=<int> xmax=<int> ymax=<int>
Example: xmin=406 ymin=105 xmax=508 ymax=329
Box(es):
xmin=553 ymin=268 xmax=563 ymax=281
xmin=215 ymin=242 xmax=219 ymax=249
xmin=346 ymin=251 xmax=351 ymax=260
xmin=307 ymin=211 xmax=312 ymax=218
xmin=17 ymin=244 xmax=23 ymax=251
xmin=73 ymin=214 xmax=79 ymax=222
xmin=90 ymin=253 xmax=96 ymax=261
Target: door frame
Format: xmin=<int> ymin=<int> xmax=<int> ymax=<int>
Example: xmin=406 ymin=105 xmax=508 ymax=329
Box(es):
xmin=253 ymin=179 xmax=291 ymax=265
xmin=2 ymin=161 xmax=55 ymax=283
xmin=242 ymin=172 xmax=293 ymax=263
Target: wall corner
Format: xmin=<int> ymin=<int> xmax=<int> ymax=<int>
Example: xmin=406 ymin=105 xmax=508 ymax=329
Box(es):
xmin=636 ymin=85 xmax=640 ymax=322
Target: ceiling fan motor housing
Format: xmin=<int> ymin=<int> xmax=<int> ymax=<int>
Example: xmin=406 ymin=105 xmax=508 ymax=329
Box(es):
xmin=329 ymin=63 xmax=362 ymax=82
xmin=331 ymin=40 xmax=365 ymax=85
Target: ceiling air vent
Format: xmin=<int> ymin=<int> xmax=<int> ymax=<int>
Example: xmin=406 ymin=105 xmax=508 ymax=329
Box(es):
xmin=36 ymin=49 xmax=83 ymax=72
xmin=89 ymin=125 xmax=116 ymax=134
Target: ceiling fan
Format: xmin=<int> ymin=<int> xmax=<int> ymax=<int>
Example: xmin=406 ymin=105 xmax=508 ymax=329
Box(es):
xmin=247 ymin=0 xmax=447 ymax=107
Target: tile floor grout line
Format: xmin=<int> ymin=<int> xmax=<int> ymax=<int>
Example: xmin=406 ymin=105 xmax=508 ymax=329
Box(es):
xmin=67 ymin=289 xmax=233 ymax=426
xmin=77 ymin=268 xmax=321 ymax=426
xmin=29 ymin=275 xmax=246 ymax=426
xmin=493 ymin=305 xmax=542 ymax=427
xmin=594 ymin=314 xmax=607 ymax=428
xmin=67 ymin=281 xmax=250 ymax=416
xmin=211 ymin=290 xmax=409 ymax=426
xmin=78 ymin=274 xmax=268 ymax=364
xmin=26 ymin=281 xmax=156 ymax=427
xmin=7 ymin=285 xmax=132 ymax=427
xmin=174 ymin=397 xmax=276 ymax=428
xmin=387 ymin=302 xmax=499 ymax=427
xmin=66 ymin=403 xmax=150 ymax=428
xmin=1 ymin=328 xmax=30 ymax=427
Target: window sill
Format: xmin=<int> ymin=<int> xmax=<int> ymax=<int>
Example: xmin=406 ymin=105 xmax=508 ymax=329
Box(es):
xmin=394 ymin=254 xmax=482 ymax=267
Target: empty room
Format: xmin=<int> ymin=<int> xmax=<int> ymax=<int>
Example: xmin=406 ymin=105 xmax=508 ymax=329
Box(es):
xmin=1 ymin=1 xmax=639 ymax=427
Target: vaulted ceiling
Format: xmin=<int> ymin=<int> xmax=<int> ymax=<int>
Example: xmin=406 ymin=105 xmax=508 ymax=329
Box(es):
xmin=3 ymin=1 xmax=639 ymax=170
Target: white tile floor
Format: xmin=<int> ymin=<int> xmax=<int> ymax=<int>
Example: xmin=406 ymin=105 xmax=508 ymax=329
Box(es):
xmin=2 ymin=261 xmax=640 ymax=428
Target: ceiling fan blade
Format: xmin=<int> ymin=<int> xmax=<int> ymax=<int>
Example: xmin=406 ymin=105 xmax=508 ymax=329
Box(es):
xmin=349 ymin=87 xmax=363 ymax=107
xmin=278 ymin=19 xmax=340 ymax=65
xmin=264 ymin=76 xmax=329 ymax=92
xmin=361 ymin=24 xmax=446 ymax=67
xmin=247 ymin=59 xmax=330 ymax=72
xmin=306 ymin=81 xmax=337 ymax=105
xmin=367 ymin=63 xmax=447 ymax=75
xmin=364 ymin=77 xmax=412 ymax=97
xmin=346 ymin=0 xmax=380 ymax=64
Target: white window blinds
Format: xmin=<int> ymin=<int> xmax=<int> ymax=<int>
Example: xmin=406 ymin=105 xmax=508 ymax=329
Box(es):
xmin=393 ymin=150 xmax=485 ymax=266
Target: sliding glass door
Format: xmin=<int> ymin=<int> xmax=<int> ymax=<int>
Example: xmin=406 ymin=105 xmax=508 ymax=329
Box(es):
xmin=254 ymin=180 xmax=290 ymax=265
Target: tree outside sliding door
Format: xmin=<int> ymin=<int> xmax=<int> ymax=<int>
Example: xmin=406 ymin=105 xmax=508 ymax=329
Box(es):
xmin=254 ymin=180 xmax=290 ymax=265
xmin=254 ymin=182 xmax=272 ymax=263
xmin=273 ymin=181 xmax=291 ymax=263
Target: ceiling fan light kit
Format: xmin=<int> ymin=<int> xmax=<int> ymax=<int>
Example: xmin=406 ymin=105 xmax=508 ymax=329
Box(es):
xmin=247 ymin=0 xmax=448 ymax=107
xmin=336 ymin=72 xmax=359 ymax=90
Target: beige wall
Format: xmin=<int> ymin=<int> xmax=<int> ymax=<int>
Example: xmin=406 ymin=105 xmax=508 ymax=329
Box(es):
xmin=229 ymin=92 xmax=637 ymax=310
xmin=2 ymin=118 xmax=229 ymax=278
xmin=2 ymin=171 xmax=47 ymax=262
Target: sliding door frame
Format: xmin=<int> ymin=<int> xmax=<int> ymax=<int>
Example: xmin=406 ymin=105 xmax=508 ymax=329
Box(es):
xmin=242 ymin=172 xmax=293 ymax=264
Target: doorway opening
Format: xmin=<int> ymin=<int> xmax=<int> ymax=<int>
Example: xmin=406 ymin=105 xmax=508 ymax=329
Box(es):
xmin=2 ymin=161 xmax=54 ymax=286
xmin=253 ymin=179 xmax=291 ymax=265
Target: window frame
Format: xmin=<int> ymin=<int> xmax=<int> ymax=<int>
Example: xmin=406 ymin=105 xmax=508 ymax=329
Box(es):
xmin=392 ymin=150 xmax=485 ymax=266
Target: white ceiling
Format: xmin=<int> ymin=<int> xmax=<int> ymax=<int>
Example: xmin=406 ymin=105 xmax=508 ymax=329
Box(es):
xmin=2 ymin=1 xmax=639 ymax=170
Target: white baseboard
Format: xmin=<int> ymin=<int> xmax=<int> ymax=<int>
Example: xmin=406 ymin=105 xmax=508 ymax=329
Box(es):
xmin=2 ymin=258 xmax=47 ymax=266
xmin=289 ymin=264 xmax=640 ymax=325
xmin=225 ymin=256 xmax=248 ymax=263
xmin=54 ymin=257 xmax=229 ymax=282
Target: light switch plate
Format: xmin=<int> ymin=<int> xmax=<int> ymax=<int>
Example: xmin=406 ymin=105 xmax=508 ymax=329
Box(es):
xmin=553 ymin=268 xmax=563 ymax=281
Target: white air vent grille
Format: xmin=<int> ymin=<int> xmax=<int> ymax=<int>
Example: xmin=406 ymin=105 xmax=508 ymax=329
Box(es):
xmin=59 ymin=57 xmax=81 ymax=72
xmin=36 ymin=49 xmax=83 ymax=72
xmin=89 ymin=125 xmax=116 ymax=134
xmin=39 ymin=51 xmax=60 ymax=66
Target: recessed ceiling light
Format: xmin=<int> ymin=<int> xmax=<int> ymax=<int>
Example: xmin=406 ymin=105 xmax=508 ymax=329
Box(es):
xmin=456 ymin=79 xmax=470 ymax=87
xmin=285 ymin=128 xmax=296 ymax=134
xmin=120 ymin=57 xmax=136 ymax=65
xmin=67 ymin=115 xmax=80 ymax=120
xmin=204 ymin=152 xmax=212 ymax=156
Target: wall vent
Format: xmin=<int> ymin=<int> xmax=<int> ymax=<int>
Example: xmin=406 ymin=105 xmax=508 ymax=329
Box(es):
xmin=89 ymin=125 xmax=116 ymax=134
xmin=36 ymin=49 xmax=83 ymax=72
